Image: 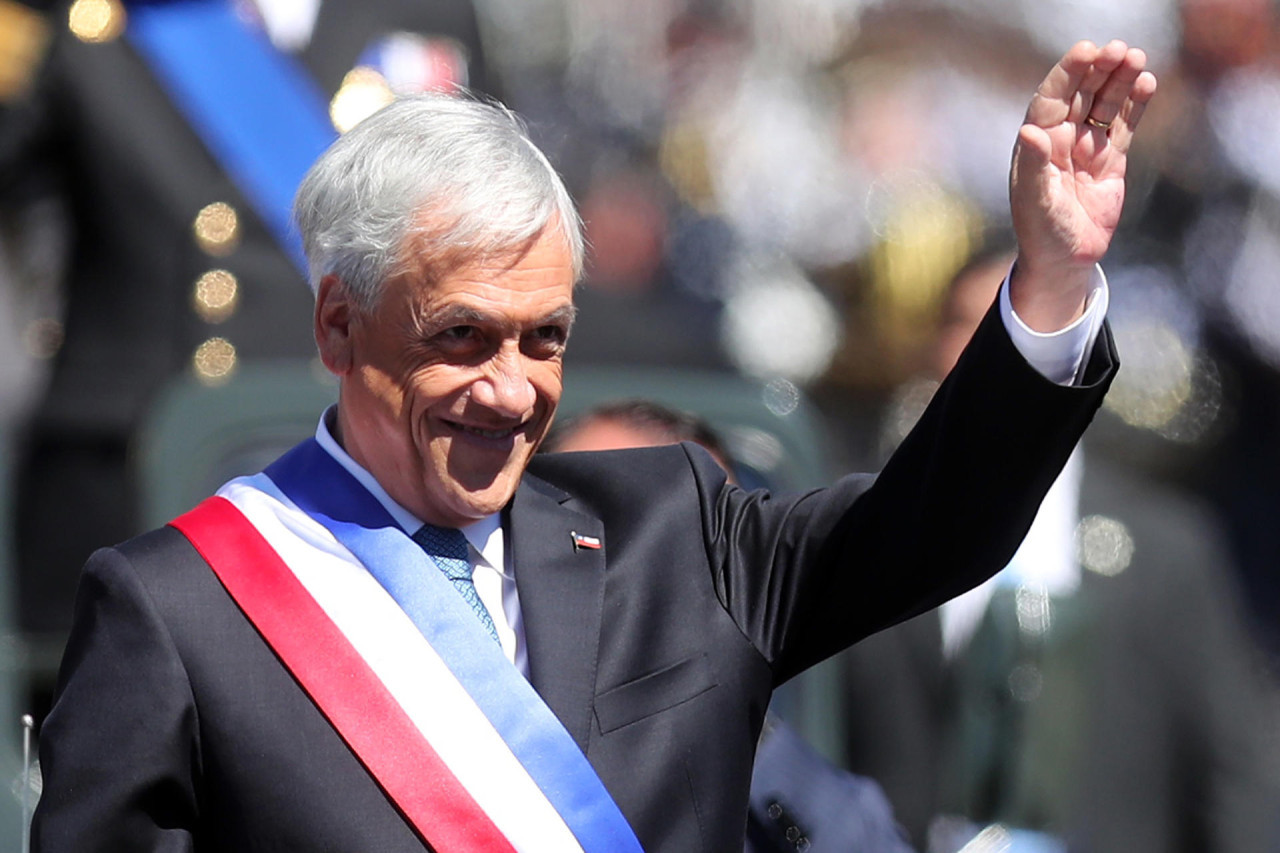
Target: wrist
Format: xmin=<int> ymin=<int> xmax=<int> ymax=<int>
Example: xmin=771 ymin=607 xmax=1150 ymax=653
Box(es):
xmin=1008 ymin=259 xmax=1093 ymax=332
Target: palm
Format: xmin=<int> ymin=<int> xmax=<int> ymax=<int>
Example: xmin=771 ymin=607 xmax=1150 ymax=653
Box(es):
xmin=1020 ymin=123 xmax=1128 ymax=266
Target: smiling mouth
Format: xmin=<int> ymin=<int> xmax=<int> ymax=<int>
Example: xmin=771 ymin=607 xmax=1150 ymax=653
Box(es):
xmin=441 ymin=419 xmax=526 ymax=442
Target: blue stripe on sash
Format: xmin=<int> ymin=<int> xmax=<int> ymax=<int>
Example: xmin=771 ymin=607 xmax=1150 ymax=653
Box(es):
xmin=265 ymin=439 xmax=643 ymax=853
xmin=128 ymin=0 xmax=337 ymax=275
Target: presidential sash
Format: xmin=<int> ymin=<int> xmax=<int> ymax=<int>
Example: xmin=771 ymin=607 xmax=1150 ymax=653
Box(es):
xmin=170 ymin=439 xmax=642 ymax=852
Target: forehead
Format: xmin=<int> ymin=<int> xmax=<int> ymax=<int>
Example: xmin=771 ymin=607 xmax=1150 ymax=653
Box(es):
xmin=400 ymin=226 xmax=577 ymax=318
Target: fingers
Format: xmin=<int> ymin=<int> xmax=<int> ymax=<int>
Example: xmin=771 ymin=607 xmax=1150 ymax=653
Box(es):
xmin=1069 ymin=40 xmax=1131 ymax=124
xmin=1025 ymin=40 xmax=1099 ymax=127
xmin=1083 ymin=46 xmax=1148 ymax=128
xmin=1021 ymin=38 xmax=1158 ymax=163
xmin=1025 ymin=40 xmax=1153 ymax=132
xmin=1107 ymin=70 xmax=1158 ymax=154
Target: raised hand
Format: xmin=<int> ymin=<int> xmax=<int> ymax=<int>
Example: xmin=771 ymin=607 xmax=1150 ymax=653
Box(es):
xmin=1008 ymin=40 xmax=1157 ymax=331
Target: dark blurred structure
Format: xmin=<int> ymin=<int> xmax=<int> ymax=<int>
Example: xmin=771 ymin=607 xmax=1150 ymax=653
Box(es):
xmin=0 ymin=0 xmax=490 ymax=718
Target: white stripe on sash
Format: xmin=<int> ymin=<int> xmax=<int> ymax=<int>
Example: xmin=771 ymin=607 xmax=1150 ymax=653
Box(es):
xmin=218 ymin=475 xmax=587 ymax=853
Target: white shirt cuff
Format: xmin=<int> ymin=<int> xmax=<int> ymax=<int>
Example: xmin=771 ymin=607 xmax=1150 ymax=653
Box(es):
xmin=998 ymin=264 xmax=1109 ymax=385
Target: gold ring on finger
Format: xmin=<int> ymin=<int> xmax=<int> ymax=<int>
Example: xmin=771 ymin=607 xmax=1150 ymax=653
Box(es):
xmin=1085 ymin=115 xmax=1112 ymax=130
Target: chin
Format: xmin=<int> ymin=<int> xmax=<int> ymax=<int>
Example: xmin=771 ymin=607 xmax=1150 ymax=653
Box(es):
xmin=446 ymin=454 xmax=530 ymax=505
xmin=443 ymin=478 xmax=520 ymax=521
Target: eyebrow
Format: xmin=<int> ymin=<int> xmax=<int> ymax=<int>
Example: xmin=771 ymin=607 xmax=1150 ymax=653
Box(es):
xmin=421 ymin=302 xmax=578 ymax=332
xmin=540 ymin=305 xmax=579 ymax=331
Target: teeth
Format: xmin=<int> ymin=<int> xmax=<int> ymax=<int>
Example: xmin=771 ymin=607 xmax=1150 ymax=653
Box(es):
xmin=463 ymin=425 xmax=514 ymax=439
xmin=442 ymin=418 xmax=523 ymax=440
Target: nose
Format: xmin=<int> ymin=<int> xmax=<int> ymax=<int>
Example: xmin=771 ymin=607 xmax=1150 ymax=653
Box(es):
xmin=470 ymin=344 xmax=536 ymax=417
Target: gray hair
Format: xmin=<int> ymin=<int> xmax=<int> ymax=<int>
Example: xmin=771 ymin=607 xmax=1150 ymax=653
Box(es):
xmin=293 ymin=93 xmax=583 ymax=310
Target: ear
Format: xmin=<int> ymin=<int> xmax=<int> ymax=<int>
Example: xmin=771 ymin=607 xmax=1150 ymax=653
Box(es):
xmin=315 ymin=274 xmax=356 ymax=375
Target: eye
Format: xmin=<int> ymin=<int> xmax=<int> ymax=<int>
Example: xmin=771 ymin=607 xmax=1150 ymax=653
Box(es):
xmin=434 ymin=325 xmax=482 ymax=347
xmin=524 ymin=324 xmax=567 ymax=356
xmin=534 ymin=325 xmax=566 ymax=343
xmin=427 ymin=324 xmax=486 ymax=358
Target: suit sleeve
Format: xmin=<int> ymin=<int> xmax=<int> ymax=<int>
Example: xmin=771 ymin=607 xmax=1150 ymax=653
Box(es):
xmin=33 ymin=546 xmax=200 ymax=853
xmin=699 ymin=300 xmax=1117 ymax=684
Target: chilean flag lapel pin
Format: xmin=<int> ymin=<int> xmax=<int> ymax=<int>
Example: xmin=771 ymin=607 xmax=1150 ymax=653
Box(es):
xmin=571 ymin=531 xmax=602 ymax=551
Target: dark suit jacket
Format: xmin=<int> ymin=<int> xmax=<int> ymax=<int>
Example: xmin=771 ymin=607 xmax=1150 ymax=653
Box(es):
xmin=32 ymin=307 xmax=1116 ymax=852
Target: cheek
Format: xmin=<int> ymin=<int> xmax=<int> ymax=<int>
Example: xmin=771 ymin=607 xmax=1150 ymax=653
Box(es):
xmin=530 ymin=362 xmax=564 ymax=409
xmin=354 ymin=365 xmax=409 ymax=419
xmin=406 ymin=364 xmax=475 ymax=414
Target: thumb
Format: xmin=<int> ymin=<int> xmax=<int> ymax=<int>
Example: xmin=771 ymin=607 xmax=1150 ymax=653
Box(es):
xmin=1013 ymin=123 xmax=1053 ymax=171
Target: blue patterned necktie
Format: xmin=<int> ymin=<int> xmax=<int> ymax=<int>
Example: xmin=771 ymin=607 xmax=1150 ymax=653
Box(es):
xmin=411 ymin=524 xmax=501 ymax=646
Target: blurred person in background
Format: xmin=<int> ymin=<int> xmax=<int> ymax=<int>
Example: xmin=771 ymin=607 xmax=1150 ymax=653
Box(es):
xmin=561 ymin=157 xmax=735 ymax=372
xmin=1119 ymin=0 xmax=1280 ymax=670
xmin=546 ymin=399 xmax=734 ymax=466
xmin=836 ymin=246 xmax=1280 ymax=853
xmin=0 ymin=0 xmax=490 ymax=718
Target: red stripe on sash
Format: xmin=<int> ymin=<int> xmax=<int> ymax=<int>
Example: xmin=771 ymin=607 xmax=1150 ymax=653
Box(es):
xmin=171 ymin=497 xmax=517 ymax=853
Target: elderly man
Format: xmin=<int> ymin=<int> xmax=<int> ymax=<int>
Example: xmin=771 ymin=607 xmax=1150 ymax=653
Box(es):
xmin=33 ymin=41 xmax=1154 ymax=853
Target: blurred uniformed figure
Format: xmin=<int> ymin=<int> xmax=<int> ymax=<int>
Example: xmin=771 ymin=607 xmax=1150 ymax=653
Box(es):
xmin=836 ymin=249 xmax=1280 ymax=853
xmin=0 ymin=0 xmax=491 ymax=715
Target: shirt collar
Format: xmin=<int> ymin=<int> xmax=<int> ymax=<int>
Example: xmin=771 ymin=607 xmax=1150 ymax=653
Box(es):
xmin=314 ymin=407 xmax=504 ymax=569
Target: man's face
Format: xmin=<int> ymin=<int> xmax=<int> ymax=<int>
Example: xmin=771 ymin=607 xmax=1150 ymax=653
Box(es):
xmin=316 ymin=224 xmax=576 ymax=528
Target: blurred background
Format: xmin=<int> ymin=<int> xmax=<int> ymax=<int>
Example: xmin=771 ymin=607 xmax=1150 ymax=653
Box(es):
xmin=2 ymin=0 xmax=1280 ymax=849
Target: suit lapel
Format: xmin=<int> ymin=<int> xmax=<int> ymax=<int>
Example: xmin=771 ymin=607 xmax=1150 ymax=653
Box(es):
xmin=508 ymin=474 xmax=606 ymax=754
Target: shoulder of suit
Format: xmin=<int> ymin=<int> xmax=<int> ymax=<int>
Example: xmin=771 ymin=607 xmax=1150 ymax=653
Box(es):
xmin=531 ymin=441 xmax=717 ymax=476
xmin=527 ymin=442 xmax=722 ymax=496
xmin=99 ymin=523 xmax=220 ymax=593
